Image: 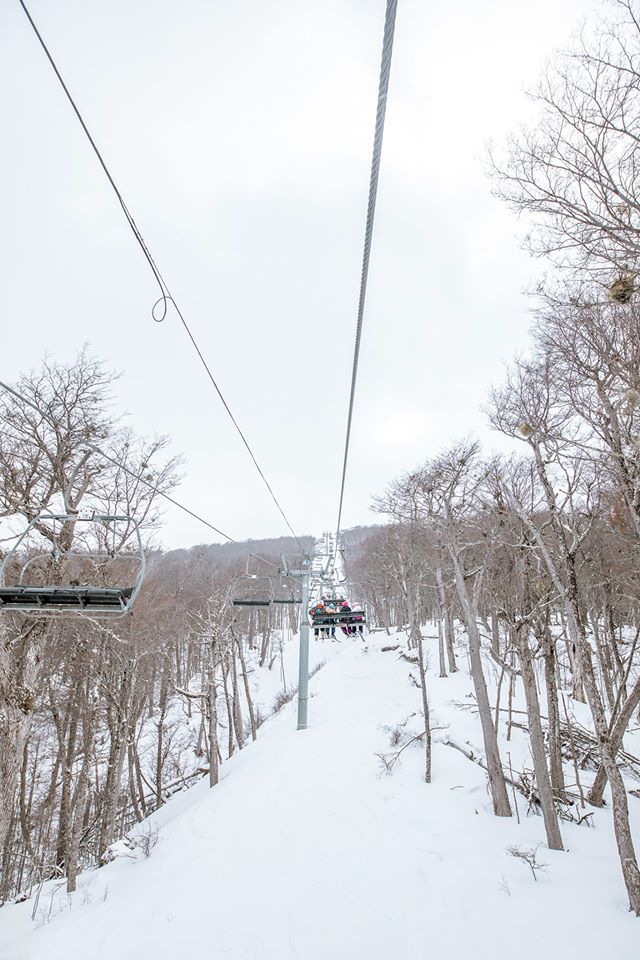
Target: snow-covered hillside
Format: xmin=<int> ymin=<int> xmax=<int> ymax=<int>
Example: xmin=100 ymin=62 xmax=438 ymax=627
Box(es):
xmin=1 ymin=630 xmax=638 ymax=960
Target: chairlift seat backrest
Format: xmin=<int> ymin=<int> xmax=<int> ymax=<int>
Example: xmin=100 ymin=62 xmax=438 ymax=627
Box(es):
xmin=231 ymin=575 xmax=274 ymax=607
xmin=272 ymin=580 xmax=302 ymax=604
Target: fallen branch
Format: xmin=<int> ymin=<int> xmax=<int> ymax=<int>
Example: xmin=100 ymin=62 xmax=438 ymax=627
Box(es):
xmin=376 ymin=732 xmax=426 ymax=776
xmin=438 ymin=737 xmax=587 ymax=816
xmin=558 ymin=719 xmax=640 ymax=780
xmin=439 ymin=737 xmax=539 ymax=807
xmin=398 ymin=651 xmax=419 ymax=664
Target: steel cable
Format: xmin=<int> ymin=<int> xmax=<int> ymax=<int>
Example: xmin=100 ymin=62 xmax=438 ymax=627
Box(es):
xmin=334 ymin=0 xmax=399 ymax=552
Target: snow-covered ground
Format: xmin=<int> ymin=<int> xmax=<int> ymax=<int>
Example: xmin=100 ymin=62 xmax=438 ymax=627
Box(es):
xmin=1 ymin=629 xmax=638 ymax=960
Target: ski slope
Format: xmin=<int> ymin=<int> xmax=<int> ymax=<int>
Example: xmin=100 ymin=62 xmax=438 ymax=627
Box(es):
xmin=1 ymin=631 xmax=638 ymax=960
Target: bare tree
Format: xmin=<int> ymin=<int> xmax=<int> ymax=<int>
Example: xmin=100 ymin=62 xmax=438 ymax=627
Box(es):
xmin=486 ymin=459 xmax=564 ymax=849
xmin=490 ymin=0 xmax=640 ymax=284
xmin=489 ymin=359 xmax=640 ymax=911
xmin=380 ymin=443 xmax=513 ymax=817
xmin=0 ymin=353 xmax=180 ymax=888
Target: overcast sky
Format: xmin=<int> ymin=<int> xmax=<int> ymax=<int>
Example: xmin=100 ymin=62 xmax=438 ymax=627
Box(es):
xmin=2 ymin=0 xmax=599 ymax=549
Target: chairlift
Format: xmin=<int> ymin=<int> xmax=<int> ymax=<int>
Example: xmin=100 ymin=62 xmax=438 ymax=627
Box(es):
xmin=0 ymin=512 xmax=145 ymax=618
xmin=272 ymin=580 xmax=302 ymax=605
xmin=279 ymin=553 xmax=308 ymax=578
xmin=231 ymin=575 xmax=274 ymax=607
xmin=309 ymin=596 xmax=367 ymax=629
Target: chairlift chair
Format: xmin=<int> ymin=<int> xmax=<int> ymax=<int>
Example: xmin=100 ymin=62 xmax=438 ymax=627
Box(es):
xmin=272 ymin=581 xmax=302 ymax=605
xmin=231 ymin=575 xmax=274 ymax=607
xmin=0 ymin=512 xmax=146 ymax=618
xmin=309 ymin=597 xmax=367 ymax=628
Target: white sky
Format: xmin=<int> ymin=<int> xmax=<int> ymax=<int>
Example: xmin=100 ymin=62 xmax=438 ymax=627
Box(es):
xmin=1 ymin=0 xmax=599 ymax=548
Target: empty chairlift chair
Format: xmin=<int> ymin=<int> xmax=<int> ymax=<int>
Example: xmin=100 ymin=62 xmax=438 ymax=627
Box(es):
xmin=0 ymin=512 xmax=146 ymax=617
xmin=231 ymin=575 xmax=274 ymax=607
xmin=272 ymin=579 xmax=302 ymax=605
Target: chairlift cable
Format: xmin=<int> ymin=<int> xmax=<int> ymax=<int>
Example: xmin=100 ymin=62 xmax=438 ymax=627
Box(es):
xmin=0 ymin=379 xmax=236 ymax=543
xmin=16 ymin=0 xmax=166 ymax=317
xmin=16 ymin=0 xmax=302 ymax=550
xmin=334 ymin=0 xmax=398 ymax=554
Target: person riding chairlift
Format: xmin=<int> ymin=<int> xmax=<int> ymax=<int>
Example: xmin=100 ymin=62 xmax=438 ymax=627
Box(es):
xmin=351 ymin=602 xmax=365 ymax=635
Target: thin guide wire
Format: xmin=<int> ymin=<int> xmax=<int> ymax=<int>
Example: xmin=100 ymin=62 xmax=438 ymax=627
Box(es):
xmin=17 ymin=0 xmax=302 ymax=549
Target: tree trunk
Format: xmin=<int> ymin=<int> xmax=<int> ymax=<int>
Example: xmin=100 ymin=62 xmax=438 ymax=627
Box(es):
xmin=221 ymin=657 xmax=235 ymax=758
xmin=449 ymin=547 xmax=512 ymax=817
xmin=436 ymin=567 xmax=457 ymax=672
xmin=231 ymin=649 xmax=245 ymax=749
xmin=540 ymin=620 xmax=565 ymax=798
xmin=208 ymin=653 xmax=220 ymax=788
xmin=437 ymin=611 xmax=447 ymax=678
xmin=415 ymin=626 xmax=432 ymax=783
xmin=490 ymin=610 xmax=500 ymax=657
xmin=578 ymin=641 xmax=640 ymax=913
xmin=588 ymin=674 xmax=640 ymax=807
xmin=515 ymin=627 xmax=563 ymax=850
xmin=0 ymin=624 xmax=43 ymax=857
xmin=589 ymin=607 xmax=616 ymax=714
xmin=155 ymin=657 xmax=170 ymax=810
xmin=66 ymin=686 xmax=96 ymax=893
xmin=235 ymin=632 xmax=257 ymax=742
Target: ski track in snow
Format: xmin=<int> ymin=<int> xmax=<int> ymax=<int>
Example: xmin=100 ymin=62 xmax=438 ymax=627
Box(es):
xmin=1 ymin=631 xmax=639 ymax=959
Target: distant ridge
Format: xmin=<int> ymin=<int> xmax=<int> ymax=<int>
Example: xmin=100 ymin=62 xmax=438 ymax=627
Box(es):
xmin=158 ymin=525 xmax=383 ymax=566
